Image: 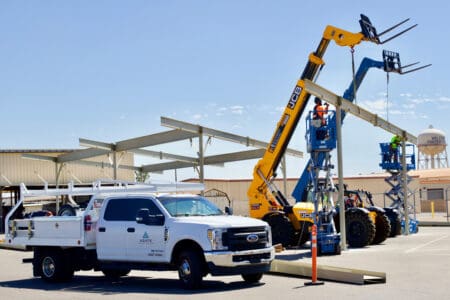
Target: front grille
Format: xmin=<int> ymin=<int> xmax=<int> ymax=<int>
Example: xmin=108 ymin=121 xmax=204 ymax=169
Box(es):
xmin=233 ymin=252 xmax=272 ymax=263
xmin=223 ymin=226 xmax=268 ymax=251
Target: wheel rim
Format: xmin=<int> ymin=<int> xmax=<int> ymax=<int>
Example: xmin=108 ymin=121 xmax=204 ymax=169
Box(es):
xmin=60 ymin=210 xmax=73 ymax=216
xmin=179 ymin=259 xmax=191 ymax=281
xmin=42 ymin=256 xmax=56 ymax=278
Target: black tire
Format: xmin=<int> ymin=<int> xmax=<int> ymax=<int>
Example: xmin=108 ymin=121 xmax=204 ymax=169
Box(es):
xmin=371 ymin=211 xmax=391 ymax=245
xmin=177 ymin=250 xmax=204 ymax=289
xmin=346 ymin=209 xmax=376 ymax=248
xmin=290 ymin=222 xmax=310 ymax=247
xmin=298 ymin=222 xmax=311 ymax=246
xmin=394 ymin=218 xmax=402 ymax=236
xmin=102 ymin=269 xmax=131 ymax=279
xmin=39 ymin=249 xmax=74 ymax=282
xmin=241 ymin=273 xmax=263 ymax=283
xmin=265 ymin=214 xmax=294 ymax=247
xmin=57 ymin=204 xmax=76 ymax=216
xmin=384 ymin=209 xmax=402 ymax=237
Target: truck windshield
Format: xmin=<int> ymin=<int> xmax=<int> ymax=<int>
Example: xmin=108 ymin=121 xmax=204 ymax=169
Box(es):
xmin=158 ymin=196 xmax=224 ymax=217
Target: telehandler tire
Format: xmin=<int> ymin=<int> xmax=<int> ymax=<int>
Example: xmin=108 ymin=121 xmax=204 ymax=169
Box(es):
xmin=346 ymin=209 xmax=375 ymax=248
xmin=384 ymin=208 xmax=402 ymax=237
xmin=371 ymin=211 xmax=391 ymax=245
xmin=265 ymin=213 xmax=294 ymax=247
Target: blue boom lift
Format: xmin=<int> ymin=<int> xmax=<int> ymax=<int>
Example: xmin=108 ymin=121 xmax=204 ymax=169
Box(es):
xmin=293 ymin=50 xmax=428 ymax=203
xmin=304 ymin=109 xmax=341 ymax=254
xmin=293 ymin=51 xmax=429 ymax=248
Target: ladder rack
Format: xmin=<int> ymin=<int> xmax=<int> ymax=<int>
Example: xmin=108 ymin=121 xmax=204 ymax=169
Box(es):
xmin=19 ymin=179 xmax=205 ymax=198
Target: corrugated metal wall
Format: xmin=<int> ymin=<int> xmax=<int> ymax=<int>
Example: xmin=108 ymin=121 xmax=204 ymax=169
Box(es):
xmin=0 ymin=152 xmax=134 ymax=185
xmin=200 ymin=173 xmax=449 ymax=216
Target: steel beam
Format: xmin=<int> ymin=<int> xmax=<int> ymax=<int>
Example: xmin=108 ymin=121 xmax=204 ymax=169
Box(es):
xmin=141 ymin=149 xmax=264 ymax=172
xmin=303 ymin=79 xmax=417 ymax=144
xmin=270 ymin=259 xmax=386 ymax=285
xmin=204 ymin=149 xmax=265 ymax=165
xmin=115 ymin=130 xmax=198 ymax=152
xmin=142 ymin=161 xmax=196 ymax=173
xmin=161 ymin=117 xmax=303 ymax=158
xmin=22 ymin=154 xmax=57 ymax=162
xmin=80 ymin=137 xmax=198 ymax=163
xmin=68 ymin=159 xmax=140 ymax=171
xmin=79 ymin=138 xmax=115 ymax=150
xmin=57 ymin=148 xmax=110 ymax=163
xmin=130 ymin=148 xmax=198 ymax=163
xmin=21 ymin=154 xmax=141 ymax=171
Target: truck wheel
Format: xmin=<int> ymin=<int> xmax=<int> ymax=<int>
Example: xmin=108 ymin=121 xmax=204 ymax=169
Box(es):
xmin=57 ymin=204 xmax=76 ymax=216
xmin=177 ymin=250 xmax=203 ymax=289
xmin=241 ymin=272 xmax=263 ymax=283
xmin=346 ymin=210 xmax=375 ymax=248
xmin=40 ymin=249 xmax=74 ymax=282
xmin=102 ymin=269 xmax=131 ymax=279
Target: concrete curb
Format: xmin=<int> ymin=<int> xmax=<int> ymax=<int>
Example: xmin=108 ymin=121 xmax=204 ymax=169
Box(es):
xmin=419 ymin=221 xmax=450 ymax=227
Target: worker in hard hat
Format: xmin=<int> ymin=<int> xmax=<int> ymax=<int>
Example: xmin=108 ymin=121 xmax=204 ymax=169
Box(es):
xmin=313 ymin=97 xmax=329 ymax=127
xmin=312 ymin=97 xmax=330 ymax=141
xmin=389 ymin=135 xmax=402 ymax=163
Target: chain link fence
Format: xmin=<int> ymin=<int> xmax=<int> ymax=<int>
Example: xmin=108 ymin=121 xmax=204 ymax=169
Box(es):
xmin=376 ymin=189 xmax=450 ymax=224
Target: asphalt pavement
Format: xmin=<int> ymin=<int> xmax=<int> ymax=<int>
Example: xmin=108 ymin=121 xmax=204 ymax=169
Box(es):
xmin=0 ymin=226 xmax=449 ymax=300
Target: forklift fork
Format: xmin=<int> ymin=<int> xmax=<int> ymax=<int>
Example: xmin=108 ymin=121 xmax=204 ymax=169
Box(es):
xmin=359 ymin=14 xmax=417 ymax=44
xmin=382 ymin=50 xmax=431 ymax=74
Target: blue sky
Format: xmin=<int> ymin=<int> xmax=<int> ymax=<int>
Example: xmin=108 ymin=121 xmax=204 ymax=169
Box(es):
xmin=1 ymin=1 xmax=448 ymax=181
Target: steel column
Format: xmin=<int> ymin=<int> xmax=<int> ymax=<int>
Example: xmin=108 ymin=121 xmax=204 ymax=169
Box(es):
xmin=336 ymin=100 xmax=347 ymax=250
xmin=198 ymin=128 xmax=204 ymax=184
xmin=401 ymin=132 xmax=409 ymax=235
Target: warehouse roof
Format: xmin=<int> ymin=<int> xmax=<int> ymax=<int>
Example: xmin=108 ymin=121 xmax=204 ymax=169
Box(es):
xmin=0 ymin=149 xmax=76 ymax=154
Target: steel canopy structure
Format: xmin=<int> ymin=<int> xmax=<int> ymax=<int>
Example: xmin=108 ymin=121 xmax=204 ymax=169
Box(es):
xmin=22 ymin=117 xmax=304 ymax=188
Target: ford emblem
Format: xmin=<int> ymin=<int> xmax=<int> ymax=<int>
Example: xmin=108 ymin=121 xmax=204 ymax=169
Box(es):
xmin=246 ymin=234 xmax=259 ymax=243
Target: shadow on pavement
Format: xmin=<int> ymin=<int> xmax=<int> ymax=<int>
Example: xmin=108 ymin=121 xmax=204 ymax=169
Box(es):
xmin=0 ymin=275 xmax=265 ymax=295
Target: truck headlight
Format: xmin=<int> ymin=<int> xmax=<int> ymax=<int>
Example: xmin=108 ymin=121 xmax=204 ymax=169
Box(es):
xmin=207 ymin=228 xmax=227 ymax=250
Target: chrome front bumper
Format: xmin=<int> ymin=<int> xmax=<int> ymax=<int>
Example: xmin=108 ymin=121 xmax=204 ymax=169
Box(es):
xmin=204 ymin=246 xmax=275 ymax=267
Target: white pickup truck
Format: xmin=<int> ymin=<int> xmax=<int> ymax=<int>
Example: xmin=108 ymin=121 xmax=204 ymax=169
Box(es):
xmin=5 ymin=181 xmax=274 ymax=289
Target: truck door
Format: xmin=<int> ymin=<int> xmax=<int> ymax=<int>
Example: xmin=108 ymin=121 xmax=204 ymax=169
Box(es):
xmin=125 ymin=197 xmax=167 ymax=262
xmin=96 ymin=198 xmax=129 ymax=260
xmin=97 ymin=197 xmax=167 ymax=262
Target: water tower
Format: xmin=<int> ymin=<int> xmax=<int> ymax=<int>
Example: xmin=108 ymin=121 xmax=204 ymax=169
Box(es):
xmin=417 ymin=125 xmax=448 ymax=169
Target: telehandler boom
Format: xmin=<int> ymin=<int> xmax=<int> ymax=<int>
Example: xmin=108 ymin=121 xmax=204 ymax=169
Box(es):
xmin=247 ymin=15 xmax=417 ymax=246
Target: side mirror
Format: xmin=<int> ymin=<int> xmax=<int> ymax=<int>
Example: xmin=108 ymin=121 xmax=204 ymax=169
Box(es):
xmin=225 ymin=206 xmax=233 ymax=215
xmin=150 ymin=214 xmax=165 ymax=226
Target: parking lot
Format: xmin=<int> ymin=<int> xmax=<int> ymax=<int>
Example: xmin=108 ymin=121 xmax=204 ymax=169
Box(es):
xmin=0 ymin=226 xmax=449 ymax=300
